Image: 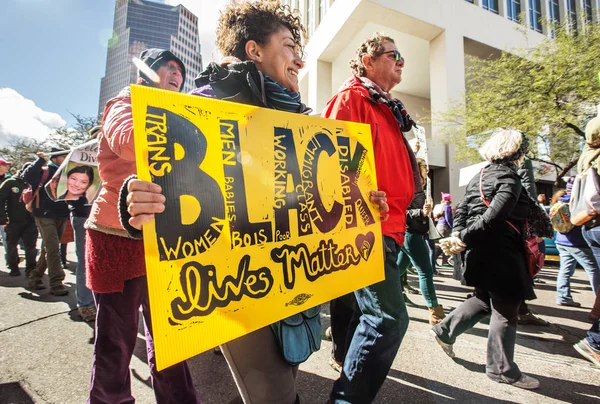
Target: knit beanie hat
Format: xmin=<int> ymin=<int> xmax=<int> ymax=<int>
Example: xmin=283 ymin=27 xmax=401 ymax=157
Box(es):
xmin=138 ymin=49 xmax=186 ymax=92
xmin=441 ymin=192 xmax=452 ymax=202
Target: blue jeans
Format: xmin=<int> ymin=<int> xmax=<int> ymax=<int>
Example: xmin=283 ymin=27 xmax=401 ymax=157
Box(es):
xmin=331 ymin=236 xmax=409 ymax=404
xmin=587 ymin=318 xmax=600 ymax=350
xmin=72 ymin=216 xmax=94 ymax=309
xmin=555 ymin=243 xmax=600 ymax=304
xmin=582 ymin=226 xmax=600 ymax=349
xmin=397 ymin=232 xmax=439 ymax=307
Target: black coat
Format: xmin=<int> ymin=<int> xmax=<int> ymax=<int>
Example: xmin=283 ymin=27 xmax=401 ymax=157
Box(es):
xmin=454 ymin=163 xmax=535 ymax=301
xmin=405 ymin=191 xmax=428 ymax=235
xmin=22 ymin=157 xmax=69 ymax=220
xmin=0 ymin=176 xmax=34 ymax=224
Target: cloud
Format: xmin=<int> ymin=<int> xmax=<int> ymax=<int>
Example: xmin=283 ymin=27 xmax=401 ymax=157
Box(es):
xmin=0 ymin=88 xmax=66 ymax=142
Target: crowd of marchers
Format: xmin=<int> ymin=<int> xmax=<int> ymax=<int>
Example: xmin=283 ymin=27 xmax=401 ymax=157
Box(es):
xmin=1 ymin=1 xmax=599 ymax=403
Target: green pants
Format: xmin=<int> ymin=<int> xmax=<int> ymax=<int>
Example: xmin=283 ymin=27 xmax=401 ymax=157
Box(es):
xmin=397 ymin=232 xmax=439 ymax=307
xmin=30 ymin=217 xmax=67 ymax=289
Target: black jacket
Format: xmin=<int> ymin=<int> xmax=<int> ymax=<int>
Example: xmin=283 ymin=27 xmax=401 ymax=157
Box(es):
xmin=67 ymin=196 xmax=91 ymax=219
xmin=0 ymin=176 xmax=34 ymax=224
xmin=405 ymin=191 xmax=428 ymax=235
xmin=22 ymin=157 xmax=69 ymax=220
xmin=193 ymin=61 xmax=267 ymax=107
xmin=454 ymin=163 xmax=535 ymax=300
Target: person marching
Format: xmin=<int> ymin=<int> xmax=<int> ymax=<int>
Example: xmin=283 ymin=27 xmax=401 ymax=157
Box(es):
xmin=431 ymin=130 xmax=544 ymax=389
xmin=85 ymin=48 xmax=201 ymax=403
xmin=322 ymin=32 xmax=419 ymax=403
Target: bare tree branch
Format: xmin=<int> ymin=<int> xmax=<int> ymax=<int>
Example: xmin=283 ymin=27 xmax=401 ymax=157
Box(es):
xmin=564 ymin=122 xmax=585 ymax=138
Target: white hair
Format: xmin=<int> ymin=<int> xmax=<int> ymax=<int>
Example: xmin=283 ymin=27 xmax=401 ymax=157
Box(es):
xmin=479 ymin=129 xmax=524 ymax=163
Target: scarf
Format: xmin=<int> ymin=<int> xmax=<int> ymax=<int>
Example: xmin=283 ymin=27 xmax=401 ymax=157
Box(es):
xmin=359 ymin=77 xmax=417 ymax=133
xmin=358 ymin=77 xmax=422 ymax=193
xmin=262 ymin=74 xmax=312 ymax=115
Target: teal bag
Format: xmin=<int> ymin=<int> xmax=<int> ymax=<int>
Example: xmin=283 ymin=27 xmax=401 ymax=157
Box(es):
xmin=270 ymin=305 xmax=322 ymax=366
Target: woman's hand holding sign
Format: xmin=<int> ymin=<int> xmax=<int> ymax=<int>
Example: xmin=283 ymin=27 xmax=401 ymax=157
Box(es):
xmin=127 ymin=179 xmax=165 ymax=230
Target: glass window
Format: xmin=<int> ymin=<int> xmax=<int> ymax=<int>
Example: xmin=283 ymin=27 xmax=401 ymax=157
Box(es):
xmin=528 ymin=0 xmax=542 ymax=32
xmin=465 ymin=0 xmax=474 ymax=3
xmin=483 ymin=0 xmax=499 ymax=13
xmin=567 ymin=0 xmax=578 ymax=33
xmin=318 ymin=0 xmax=327 ymax=23
xmin=507 ymin=0 xmax=521 ymax=22
xmin=584 ymin=0 xmax=593 ymax=23
xmin=548 ymin=0 xmax=560 ymax=23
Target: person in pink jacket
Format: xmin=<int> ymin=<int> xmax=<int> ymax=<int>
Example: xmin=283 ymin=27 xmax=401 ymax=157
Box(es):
xmin=85 ymin=49 xmax=201 ymax=404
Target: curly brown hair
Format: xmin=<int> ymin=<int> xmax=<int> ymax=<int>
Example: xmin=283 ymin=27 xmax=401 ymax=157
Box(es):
xmin=349 ymin=32 xmax=395 ymax=77
xmin=216 ymin=0 xmax=306 ymax=61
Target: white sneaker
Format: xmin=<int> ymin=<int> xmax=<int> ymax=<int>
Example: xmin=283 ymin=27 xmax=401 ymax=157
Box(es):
xmin=510 ymin=374 xmax=540 ymax=390
xmin=430 ymin=329 xmax=455 ymax=359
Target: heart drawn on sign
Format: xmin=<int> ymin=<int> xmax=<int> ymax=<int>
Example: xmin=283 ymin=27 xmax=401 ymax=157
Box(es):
xmin=355 ymin=231 xmax=375 ymax=261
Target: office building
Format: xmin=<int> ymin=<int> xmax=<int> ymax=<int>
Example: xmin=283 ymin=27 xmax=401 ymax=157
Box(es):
xmin=98 ymin=0 xmax=203 ymax=117
xmin=288 ymin=0 xmax=599 ymax=199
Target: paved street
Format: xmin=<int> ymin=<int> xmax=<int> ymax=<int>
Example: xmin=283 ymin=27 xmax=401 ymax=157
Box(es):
xmin=0 ymin=244 xmax=599 ymax=404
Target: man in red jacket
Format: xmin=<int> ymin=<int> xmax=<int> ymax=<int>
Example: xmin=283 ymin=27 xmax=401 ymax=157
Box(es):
xmin=323 ymin=32 xmax=420 ymax=404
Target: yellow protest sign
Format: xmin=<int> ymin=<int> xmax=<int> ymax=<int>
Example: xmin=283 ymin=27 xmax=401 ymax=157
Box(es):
xmin=131 ymin=85 xmax=384 ymax=370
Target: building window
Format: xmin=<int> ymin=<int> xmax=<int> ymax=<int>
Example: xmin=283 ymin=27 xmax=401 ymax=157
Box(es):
xmin=318 ymin=0 xmax=327 ymax=23
xmin=507 ymin=0 xmax=521 ymax=22
xmin=567 ymin=0 xmax=578 ymax=33
xmin=528 ymin=0 xmax=542 ymax=32
xmin=548 ymin=0 xmax=560 ymax=23
xmin=482 ymin=0 xmax=499 ymax=13
xmin=584 ymin=0 xmax=593 ymax=23
xmin=465 ymin=0 xmax=474 ymax=3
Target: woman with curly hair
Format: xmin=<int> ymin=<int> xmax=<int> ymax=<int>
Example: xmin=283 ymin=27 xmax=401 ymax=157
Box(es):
xmin=123 ymin=1 xmax=388 ymax=403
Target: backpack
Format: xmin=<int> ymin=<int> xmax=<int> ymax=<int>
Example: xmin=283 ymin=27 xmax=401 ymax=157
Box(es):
xmin=549 ymin=201 xmax=574 ymax=233
xmin=20 ymin=168 xmax=50 ymax=213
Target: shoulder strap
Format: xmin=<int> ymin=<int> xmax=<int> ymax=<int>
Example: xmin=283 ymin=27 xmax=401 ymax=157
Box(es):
xmin=479 ymin=166 xmax=522 ymax=236
xmin=33 ymin=168 xmax=51 ymax=209
xmin=40 ymin=167 xmax=51 ymax=186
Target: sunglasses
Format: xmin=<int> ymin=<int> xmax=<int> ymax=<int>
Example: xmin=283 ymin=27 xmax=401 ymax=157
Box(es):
xmin=381 ymin=49 xmax=404 ymax=63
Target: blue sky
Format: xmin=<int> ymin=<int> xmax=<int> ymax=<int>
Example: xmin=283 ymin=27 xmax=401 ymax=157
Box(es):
xmin=0 ymin=0 xmax=225 ymax=142
xmin=0 ymin=0 xmax=115 ymax=133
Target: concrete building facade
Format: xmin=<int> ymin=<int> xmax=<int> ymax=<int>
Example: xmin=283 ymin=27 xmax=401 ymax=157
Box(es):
xmin=97 ymin=0 xmax=203 ymax=117
xmin=287 ymin=0 xmax=600 ymax=201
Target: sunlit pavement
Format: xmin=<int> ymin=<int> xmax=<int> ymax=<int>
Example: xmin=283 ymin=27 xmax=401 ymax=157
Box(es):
xmin=0 ymin=245 xmax=598 ymax=403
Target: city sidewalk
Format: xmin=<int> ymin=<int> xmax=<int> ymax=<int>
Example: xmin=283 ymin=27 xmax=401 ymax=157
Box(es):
xmin=0 ymin=244 xmax=599 ymax=403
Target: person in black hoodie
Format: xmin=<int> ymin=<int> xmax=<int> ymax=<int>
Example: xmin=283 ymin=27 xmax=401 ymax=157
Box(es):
xmin=0 ymin=162 xmax=37 ymax=276
xmin=23 ymin=148 xmax=70 ymax=295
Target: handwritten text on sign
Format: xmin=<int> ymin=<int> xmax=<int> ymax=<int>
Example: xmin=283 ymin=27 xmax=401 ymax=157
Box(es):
xmin=131 ymin=85 xmax=384 ymax=370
